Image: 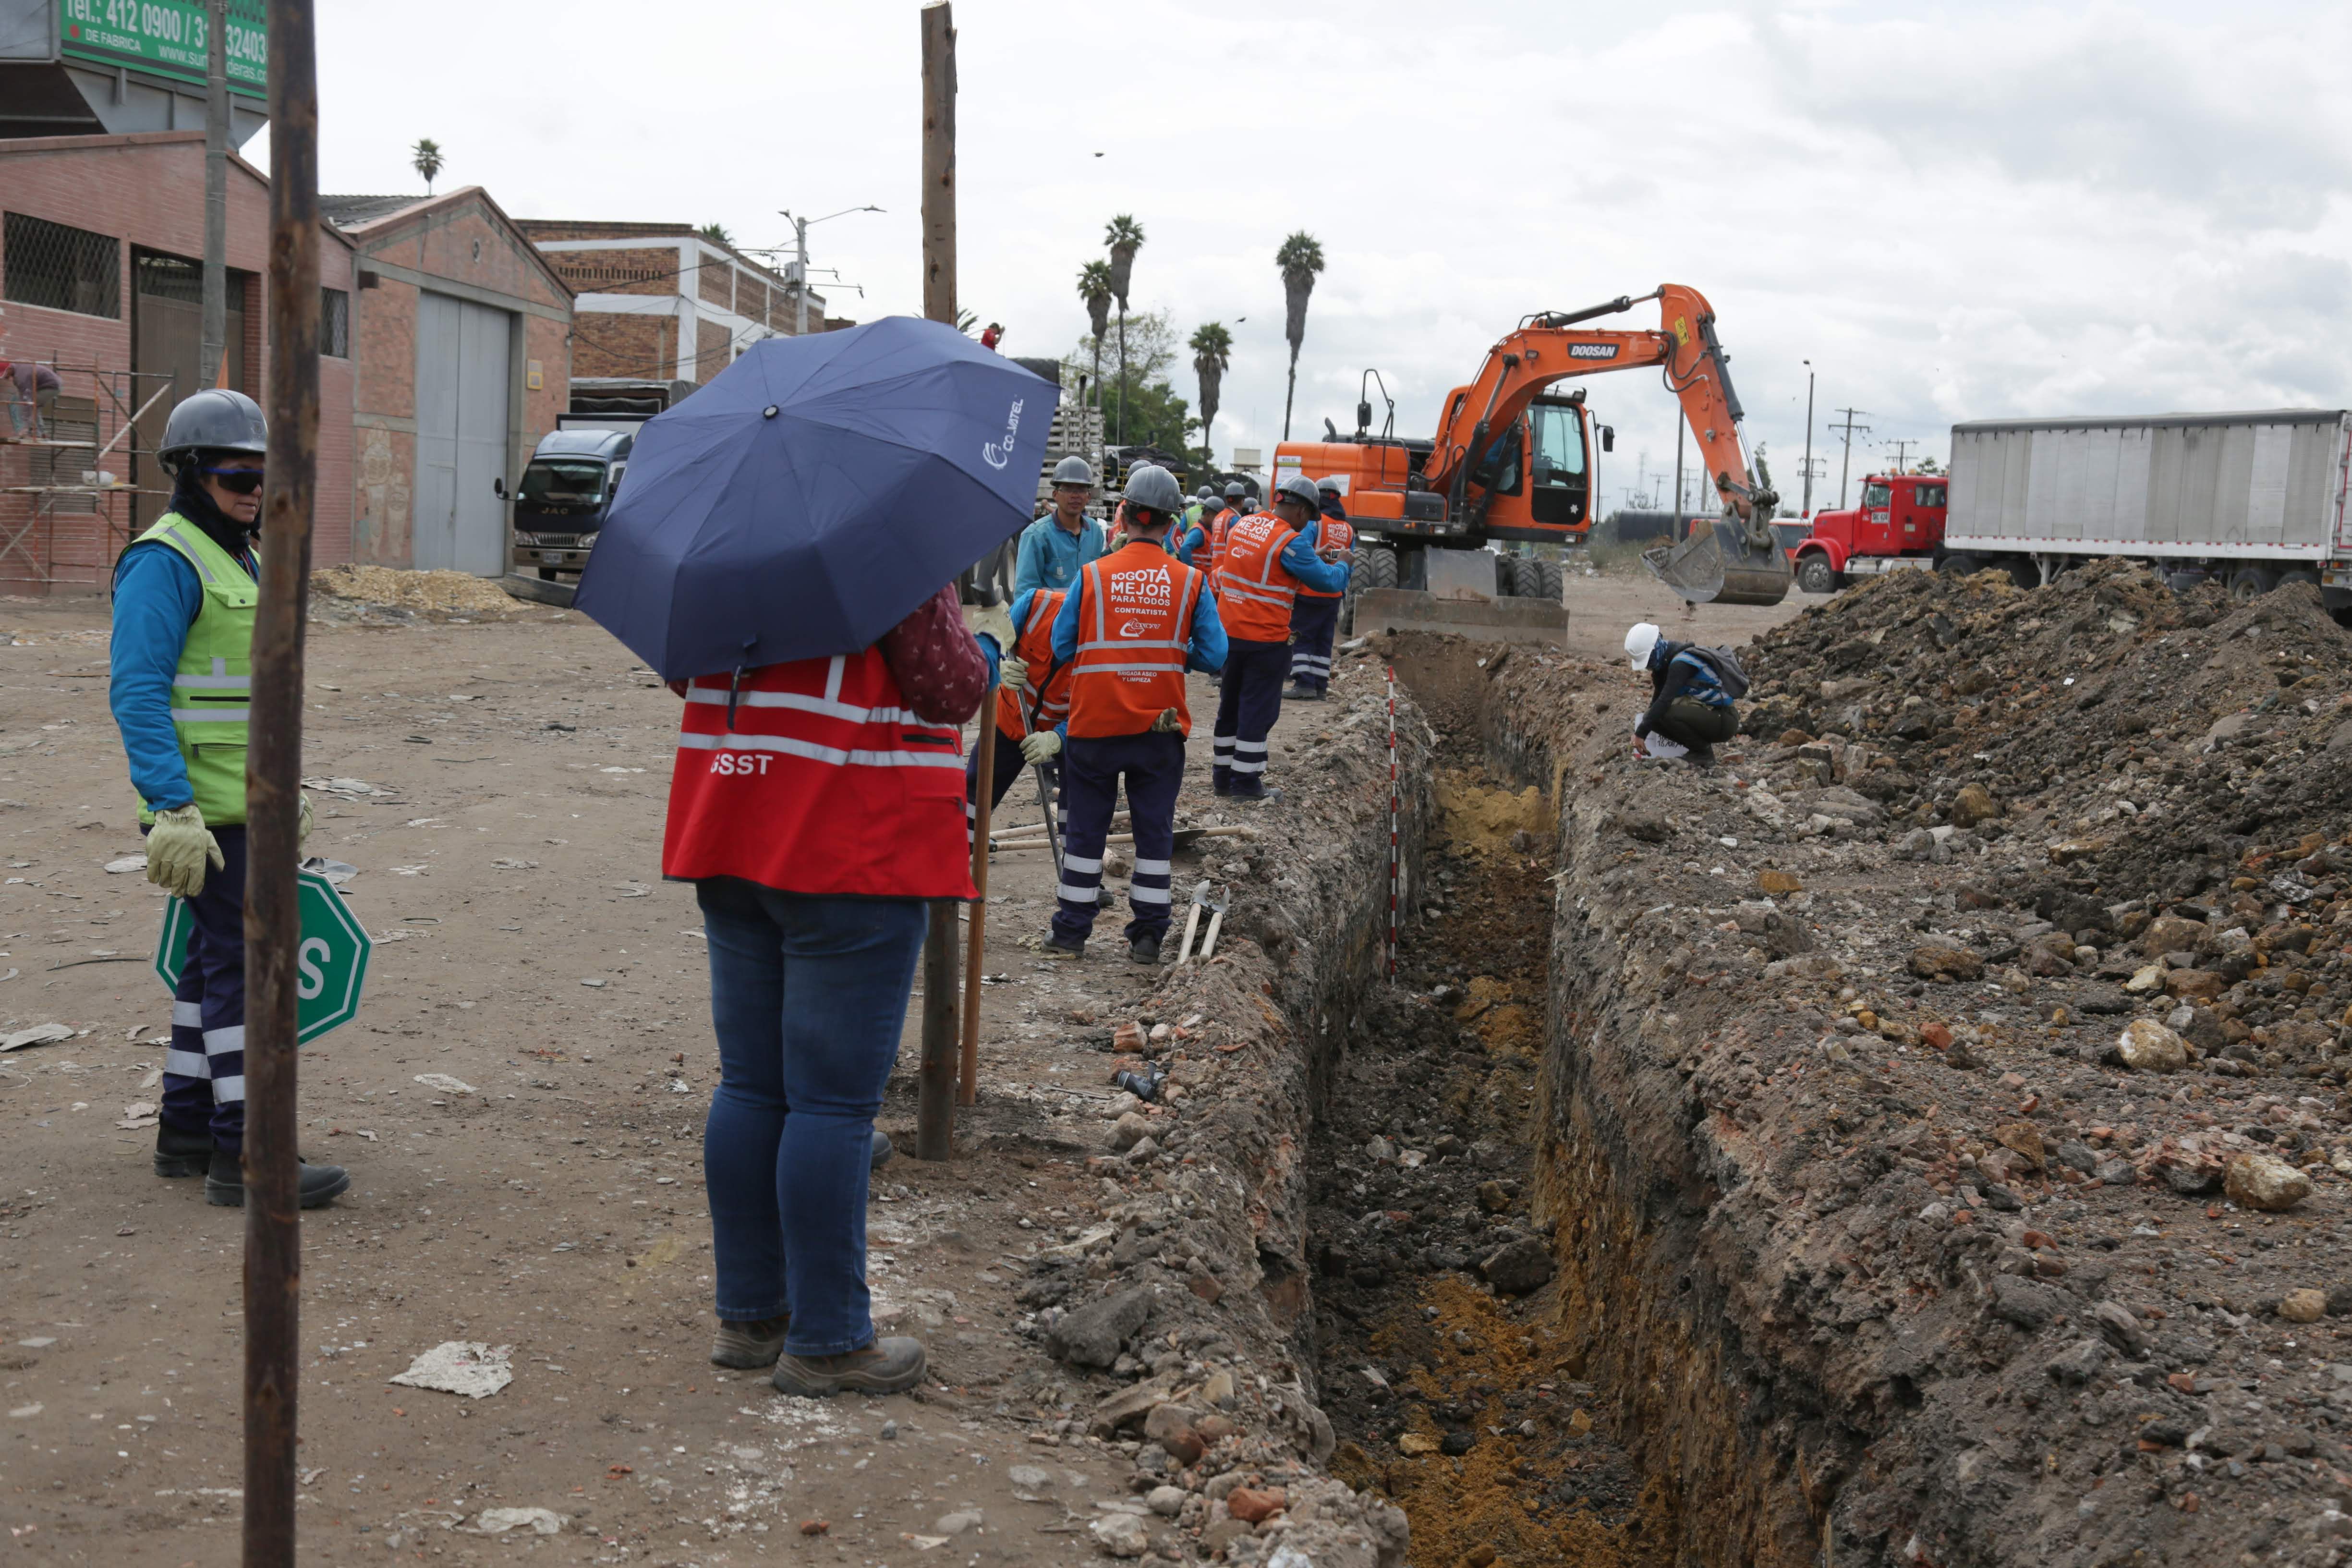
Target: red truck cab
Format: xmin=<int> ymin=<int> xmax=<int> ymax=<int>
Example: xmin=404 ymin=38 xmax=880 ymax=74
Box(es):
xmin=1793 ymin=474 xmax=1948 ymax=593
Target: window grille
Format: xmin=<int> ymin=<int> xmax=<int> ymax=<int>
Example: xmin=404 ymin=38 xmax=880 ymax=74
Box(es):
xmin=2 ymin=213 xmax=121 ymax=319
xmin=321 ymin=288 xmax=350 ymax=357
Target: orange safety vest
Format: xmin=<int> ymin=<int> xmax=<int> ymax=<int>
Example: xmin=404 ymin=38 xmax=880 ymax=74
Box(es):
xmin=1295 ymin=515 xmax=1355 ymax=599
xmin=1215 ymin=512 xmax=1306 ymax=641
xmin=663 ymin=647 xmax=975 ymax=899
xmin=1067 ymin=541 xmax=1205 ymax=739
xmin=994 ymin=588 xmax=1072 ymax=738
xmin=1198 ymin=507 xmax=1239 ymax=580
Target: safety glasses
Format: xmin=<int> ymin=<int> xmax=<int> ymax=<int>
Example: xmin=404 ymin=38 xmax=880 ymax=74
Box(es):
xmin=202 ymin=466 xmax=266 ymax=494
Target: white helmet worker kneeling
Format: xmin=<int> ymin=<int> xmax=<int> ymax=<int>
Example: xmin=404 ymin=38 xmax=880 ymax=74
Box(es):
xmin=1625 ymin=621 xmax=1746 ymax=769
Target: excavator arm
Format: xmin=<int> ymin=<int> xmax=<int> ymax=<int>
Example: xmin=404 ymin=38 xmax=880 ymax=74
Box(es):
xmin=1425 ymin=282 xmax=1777 ymax=549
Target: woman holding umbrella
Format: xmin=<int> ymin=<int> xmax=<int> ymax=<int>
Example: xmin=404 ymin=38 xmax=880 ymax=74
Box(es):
xmin=577 ymin=319 xmax=1056 ymax=1396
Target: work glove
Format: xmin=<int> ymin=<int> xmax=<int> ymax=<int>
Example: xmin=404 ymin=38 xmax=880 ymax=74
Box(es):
xmin=146 ymin=804 xmax=225 ymax=899
xmin=998 ymin=656 xmax=1030 ymax=693
xmin=1020 ymin=729 xmax=1062 ymax=765
xmin=970 ymin=603 xmax=1015 ymax=656
xmin=297 ymin=790 xmax=315 ymax=852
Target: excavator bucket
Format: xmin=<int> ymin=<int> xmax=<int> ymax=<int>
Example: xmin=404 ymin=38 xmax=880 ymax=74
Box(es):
xmin=1642 ymin=517 xmax=1792 ymax=608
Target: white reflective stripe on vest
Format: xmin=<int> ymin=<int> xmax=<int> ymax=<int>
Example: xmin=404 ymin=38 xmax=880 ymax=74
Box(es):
xmin=677 ymin=730 xmax=962 ymax=769
xmin=1074 ymin=637 xmax=1187 ymax=653
xmin=1071 ymin=663 xmax=1185 ymax=678
xmin=160 ymin=524 xmax=221 ymax=583
xmin=682 ymin=685 xmax=924 ymax=726
xmin=1218 ymin=580 xmax=1289 ymax=608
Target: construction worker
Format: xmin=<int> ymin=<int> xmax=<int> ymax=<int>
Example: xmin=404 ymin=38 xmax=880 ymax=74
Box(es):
xmin=1285 ymin=478 xmax=1355 ymax=700
xmin=965 ymin=583 xmax=1073 ymax=844
xmin=1012 ymin=455 xmax=1109 ymax=599
xmin=108 ymin=389 xmax=349 ymax=1209
xmin=1212 ymin=474 xmax=1348 ymax=798
xmin=1179 ymin=480 xmax=1249 ymax=578
xmin=1039 ymin=464 xmax=1225 ymax=963
xmin=1625 ymin=621 xmax=1741 ymax=768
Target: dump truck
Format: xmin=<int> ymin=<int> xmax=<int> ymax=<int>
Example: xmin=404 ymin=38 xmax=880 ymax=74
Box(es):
xmin=1273 ymin=283 xmax=1788 ymax=643
xmin=1789 ymin=472 xmax=1948 ymax=593
xmin=1940 ymin=409 xmax=2352 ymax=616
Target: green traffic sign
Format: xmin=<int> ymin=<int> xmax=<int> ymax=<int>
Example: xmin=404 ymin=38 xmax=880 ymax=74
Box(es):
xmin=155 ymin=868 xmax=373 ymax=1044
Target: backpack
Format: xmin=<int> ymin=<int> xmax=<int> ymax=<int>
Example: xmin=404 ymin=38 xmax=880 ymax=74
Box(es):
xmin=1683 ymin=645 xmax=1751 ymax=701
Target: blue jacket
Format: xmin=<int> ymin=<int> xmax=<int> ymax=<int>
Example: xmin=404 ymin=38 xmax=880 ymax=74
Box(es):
xmin=1011 ymin=512 xmax=1110 ymax=601
xmin=1277 ymin=530 xmax=1350 ymax=595
xmin=109 ymin=536 xmax=256 ymax=813
xmin=1048 ymin=536 xmax=1226 ymax=736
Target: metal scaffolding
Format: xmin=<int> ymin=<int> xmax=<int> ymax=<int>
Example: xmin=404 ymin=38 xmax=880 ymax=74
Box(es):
xmin=0 ymin=359 xmax=178 ymax=590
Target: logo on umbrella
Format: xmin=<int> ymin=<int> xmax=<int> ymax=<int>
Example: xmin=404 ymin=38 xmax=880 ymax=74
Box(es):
xmin=982 ymin=398 xmax=1026 ymax=470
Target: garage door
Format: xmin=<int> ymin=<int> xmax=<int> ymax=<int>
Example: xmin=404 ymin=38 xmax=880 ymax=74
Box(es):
xmin=414 ymin=291 xmax=512 ymax=575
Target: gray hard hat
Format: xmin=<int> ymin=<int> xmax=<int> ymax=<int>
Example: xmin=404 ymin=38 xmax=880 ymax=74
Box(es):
xmin=1050 ymin=454 xmax=1097 ymax=487
xmin=1196 ymin=486 xmax=1215 ymax=502
xmin=1222 ymin=481 xmax=1247 ymax=500
xmin=1275 ymin=474 xmax=1321 ymax=510
xmin=159 ymin=388 xmax=267 ymax=473
xmin=1121 ymin=462 xmax=1185 ymax=514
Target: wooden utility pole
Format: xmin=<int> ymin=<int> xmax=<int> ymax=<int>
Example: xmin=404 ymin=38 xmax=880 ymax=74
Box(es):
xmin=243 ymin=1 xmax=319 ymax=1561
xmin=914 ymin=0 xmax=959 ymax=1162
xmin=960 ymin=722 xmax=993 ymax=1106
xmin=199 ymin=0 xmax=229 ymax=387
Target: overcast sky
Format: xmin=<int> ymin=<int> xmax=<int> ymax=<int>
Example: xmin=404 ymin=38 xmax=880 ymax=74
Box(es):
xmin=313 ymin=0 xmax=2351 ymax=515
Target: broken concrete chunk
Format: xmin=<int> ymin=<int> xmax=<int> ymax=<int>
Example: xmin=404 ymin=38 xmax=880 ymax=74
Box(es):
xmin=388 ymin=1341 xmax=512 ymax=1399
xmin=1046 ymin=1286 xmax=1152 ymax=1368
xmin=1990 ymin=1275 xmax=2064 ymax=1330
xmin=1908 ymin=945 xmax=1982 ymax=984
xmin=2116 ymin=1018 xmax=2188 ymax=1072
xmin=1478 ymin=1235 xmax=1555 ymax=1295
xmin=412 ymin=1072 xmax=475 ymax=1095
xmin=1111 ymin=1112 xmax=1152 ymax=1151
xmin=1950 ymin=784 xmax=2000 ymax=827
xmin=2093 ymin=1301 xmax=2148 ymax=1358
xmin=1090 ymin=1514 xmax=1150 ymax=1558
xmin=0 ymin=1022 xmax=73 ymax=1053
xmin=2225 ymin=1153 xmax=2313 ymax=1213
xmin=2279 ymin=1289 xmax=2327 ymax=1325
xmin=473 ymin=1507 xmax=561 ymax=1536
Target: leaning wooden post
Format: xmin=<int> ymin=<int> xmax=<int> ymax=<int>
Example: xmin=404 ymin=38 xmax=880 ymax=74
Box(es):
xmin=914 ymin=0 xmax=960 ymax=1161
xmin=244 ymin=0 xmax=318 ymax=1561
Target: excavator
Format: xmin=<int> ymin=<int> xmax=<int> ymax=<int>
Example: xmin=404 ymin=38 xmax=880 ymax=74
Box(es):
xmin=1271 ymin=282 xmax=1790 ymax=642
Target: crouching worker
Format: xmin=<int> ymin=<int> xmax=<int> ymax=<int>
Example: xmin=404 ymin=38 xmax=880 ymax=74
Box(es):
xmin=666 ymin=581 xmax=997 ymax=1395
xmin=1625 ymin=620 xmax=1744 ymax=767
xmin=966 ymin=584 xmax=1073 ymax=844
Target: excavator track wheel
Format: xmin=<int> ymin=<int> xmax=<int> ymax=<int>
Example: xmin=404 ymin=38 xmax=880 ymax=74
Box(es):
xmin=1534 ymin=559 xmax=1564 ymax=602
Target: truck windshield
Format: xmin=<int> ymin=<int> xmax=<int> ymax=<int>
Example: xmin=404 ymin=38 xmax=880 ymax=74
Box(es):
xmin=1529 ymin=402 xmax=1585 ymax=484
xmin=519 ymin=459 xmax=606 ymax=506
xmin=1861 ymin=481 xmax=1893 ymax=508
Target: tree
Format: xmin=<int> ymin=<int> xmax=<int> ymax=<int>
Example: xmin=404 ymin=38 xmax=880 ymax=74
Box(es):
xmin=1189 ymin=322 xmax=1232 ymax=470
xmin=411 ymin=137 xmax=444 ymax=195
xmin=696 ymin=221 xmax=733 ymax=247
xmin=955 ymin=308 xmax=978 ymax=335
xmin=1103 ymin=215 xmax=1146 ymax=443
xmin=1275 ymin=231 xmax=1325 ymax=441
xmin=1075 ymin=260 xmax=1114 ymax=436
xmin=1064 ymin=311 xmax=1197 ymax=462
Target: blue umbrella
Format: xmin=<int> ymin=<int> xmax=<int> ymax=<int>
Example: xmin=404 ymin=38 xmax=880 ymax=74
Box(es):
xmin=574 ymin=316 xmax=1059 ymax=680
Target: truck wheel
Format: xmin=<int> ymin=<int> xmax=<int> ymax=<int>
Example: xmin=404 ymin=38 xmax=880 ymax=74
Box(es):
xmin=2227 ymin=565 xmax=2276 ymax=603
xmin=2005 ymin=558 xmax=2041 ymax=591
xmin=2276 ymin=568 xmax=2320 ymax=593
xmin=1534 ymin=559 xmax=1564 ymax=601
xmin=1936 ymin=553 xmax=1978 ymax=576
xmin=1357 ymin=545 xmax=1399 ymax=592
xmin=1795 ymin=554 xmax=1838 ymax=595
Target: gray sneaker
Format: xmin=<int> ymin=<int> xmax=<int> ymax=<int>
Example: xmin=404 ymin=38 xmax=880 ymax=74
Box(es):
xmin=711 ymin=1316 xmax=789 ymax=1370
xmin=771 ymin=1337 xmax=927 ymax=1398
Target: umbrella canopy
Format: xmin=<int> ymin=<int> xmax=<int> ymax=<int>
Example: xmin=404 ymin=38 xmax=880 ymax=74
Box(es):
xmin=574 ymin=316 xmax=1059 ymax=679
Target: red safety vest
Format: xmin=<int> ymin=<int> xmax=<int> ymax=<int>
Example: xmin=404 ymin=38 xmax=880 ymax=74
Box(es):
xmin=1295 ymin=515 xmax=1355 ymax=599
xmin=663 ymin=647 xmax=975 ymax=899
xmin=994 ymin=588 xmax=1072 ymax=738
xmin=1215 ymin=513 xmax=1306 ymax=641
xmin=1067 ymin=542 xmax=1204 ymax=739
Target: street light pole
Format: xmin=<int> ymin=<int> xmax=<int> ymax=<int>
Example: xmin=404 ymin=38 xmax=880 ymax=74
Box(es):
xmin=776 ymin=204 xmax=884 ymax=337
xmin=199 ymin=0 xmax=228 ymax=388
xmin=1800 ymin=360 xmax=1815 ymax=517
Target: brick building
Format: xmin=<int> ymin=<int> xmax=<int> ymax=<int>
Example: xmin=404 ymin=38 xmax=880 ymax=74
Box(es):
xmin=517 ymin=221 xmax=843 ymax=413
xmin=323 ymin=190 xmax=573 ymax=574
xmin=0 ymin=130 xmax=356 ymax=591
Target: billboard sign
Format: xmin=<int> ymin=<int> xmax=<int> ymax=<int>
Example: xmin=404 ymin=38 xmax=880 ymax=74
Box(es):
xmin=57 ymin=0 xmax=267 ymax=94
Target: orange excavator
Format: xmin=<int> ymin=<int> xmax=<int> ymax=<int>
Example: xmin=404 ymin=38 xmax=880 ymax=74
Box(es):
xmin=1272 ymin=283 xmax=1789 ymax=638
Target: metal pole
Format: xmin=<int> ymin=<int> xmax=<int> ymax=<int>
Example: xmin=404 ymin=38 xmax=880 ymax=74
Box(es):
xmin=200 ymin=0 xmax=229 ymax=388
xmin=1800 ymin=364 xmax=1814 ymax=516
xmin=959 ymin=718 xmax=993 ymax=1106
xmin=1672 ymin=418 xmax=1683 ymax=535
xmin=245 ymin=0 xmax=318 ymax=1561
xmin=915 ymin=0 xmax=959 ymax=1163
xmin=794 ymin=217 xmax=808 ymax=337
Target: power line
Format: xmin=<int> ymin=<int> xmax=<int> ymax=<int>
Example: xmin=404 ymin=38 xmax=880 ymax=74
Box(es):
xmin=1828 ymin=407 xmax=1871 ymax=510
xmin=1884 ymin=439 xmax=1918 ymax=474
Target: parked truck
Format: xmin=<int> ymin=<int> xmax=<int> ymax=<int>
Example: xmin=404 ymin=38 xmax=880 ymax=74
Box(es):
xmin=1940 ymin=409 xmax=2352 ymax=615
xmin=1789 ymin=473 xmax=1948 ymax=593
xmin=504 ymin=425 xmax=635 ymax=581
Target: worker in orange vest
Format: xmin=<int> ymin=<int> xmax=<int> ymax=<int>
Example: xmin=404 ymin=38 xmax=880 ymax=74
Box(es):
xmin=1212 ymin=474 xmax=1349 ymax=798
xmin=1285 ymin=477 xmax=1355 ymax=700
xmin=1037 ymin=464 xmax=1226 ymax=963
xmin=1178 ymin=479 xmax=1250 ymax=582
xmin=965 ymin=584 xmax=1073 ymax=843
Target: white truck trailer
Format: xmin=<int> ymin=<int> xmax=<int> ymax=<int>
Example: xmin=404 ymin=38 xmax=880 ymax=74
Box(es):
xmin=1941 ymin=409 xmax=2352 ymax=617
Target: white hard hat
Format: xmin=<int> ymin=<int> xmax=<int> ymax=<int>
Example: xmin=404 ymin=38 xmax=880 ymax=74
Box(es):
xmin=1625 ymin=622 xmax=1661 ymax=670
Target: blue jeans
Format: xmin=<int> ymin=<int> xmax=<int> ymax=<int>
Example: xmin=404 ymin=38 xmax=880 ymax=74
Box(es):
xmin=696 ymin=878 xmax=928 ymax=1356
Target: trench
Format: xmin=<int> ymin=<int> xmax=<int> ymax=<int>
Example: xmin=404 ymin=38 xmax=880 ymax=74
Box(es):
xmin=1291 ymin=640 xmax=1808 ymax=1568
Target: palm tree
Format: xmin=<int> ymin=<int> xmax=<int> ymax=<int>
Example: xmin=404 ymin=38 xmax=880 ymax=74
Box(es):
xmin=1189 ymin=322 xmax=1233 ymax=470
xmin=1076 ymin=260 xmax=1114 ymax=443
xmin=696 ymin=221 xmax=733 ymax=247
xmin=1103 ymin=215 xmax=1145 ymax=444
xmin=411 ymin=137 xmax=444 ymax=195
xmin=1275 ymin=231 xmax=1325 ymax=440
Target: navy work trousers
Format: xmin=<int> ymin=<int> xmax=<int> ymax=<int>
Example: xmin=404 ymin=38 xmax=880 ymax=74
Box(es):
xmin=963 ymin=722 xmax=1062 ymax=845
xmin=1050 ymin=731 xmax=1184 ymax=948
xmin=1212 ymin=638 xmax=1290 ymax=796
xmin=160 ymin=824 xmax=248 ymax=1154
xmin=1288 ymin=594 xmax=1340 ymax=692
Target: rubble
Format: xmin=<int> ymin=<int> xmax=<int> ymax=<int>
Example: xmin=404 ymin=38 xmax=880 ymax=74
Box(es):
xmin=310 ymin=565 xmax=526 ymax=618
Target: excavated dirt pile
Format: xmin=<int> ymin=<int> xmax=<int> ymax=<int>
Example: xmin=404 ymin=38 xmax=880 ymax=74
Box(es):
xmin=1459 ymin=563 xmax=2352 ymax=1568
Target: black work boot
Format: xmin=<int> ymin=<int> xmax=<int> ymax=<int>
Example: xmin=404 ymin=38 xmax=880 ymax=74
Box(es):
xmin=154 ymin=1123 xmax=212 ymax=1179
xmin=206 ymin=1149 xmax=352 ymax=1209
xmin=1682 ymin=742 xmax=1718 ymax=770
xmin=1129 ymin=930 xmax=1163 ymax=966
xmin=869 ymin=1127 xmax=895 ymax=1168
xmin=771 ymin=1337 xmax=927 ymax=1398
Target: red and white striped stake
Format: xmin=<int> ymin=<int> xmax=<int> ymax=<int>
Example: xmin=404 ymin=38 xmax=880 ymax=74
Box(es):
xmin=1386 ymin=663 xmax=1398 ymax=983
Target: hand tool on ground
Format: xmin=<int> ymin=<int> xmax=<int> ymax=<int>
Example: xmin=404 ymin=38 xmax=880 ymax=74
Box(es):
xmin=1195 ymin=883 xmax=1230 ymax=962
xmin=988 ymin=825 xmax=1258 ymax=853
xmin=1174 ymin=880 xmax=1211 ymax=965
